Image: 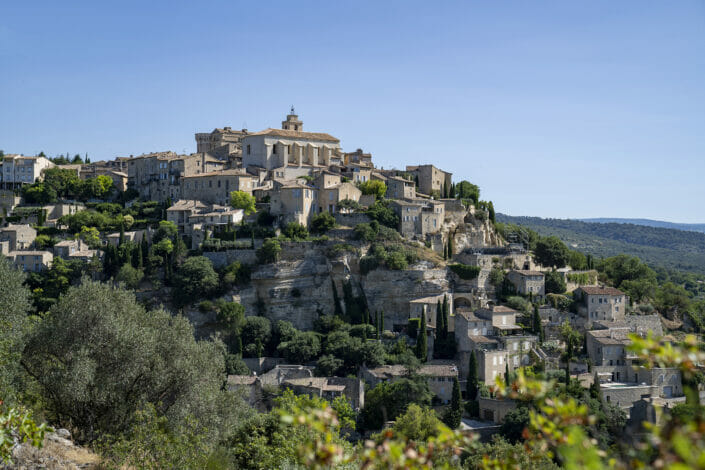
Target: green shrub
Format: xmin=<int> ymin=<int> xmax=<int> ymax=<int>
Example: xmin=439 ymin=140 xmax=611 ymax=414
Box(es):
xmin=449 ymin=264 xmax=481 ymax=280
xmin=311 ymin=212 xmax=336 ymax=234
xmin=360 ymin=255 xmax=380 ymax=275
xmin=283 ymin=222 xmax=308 ymax=240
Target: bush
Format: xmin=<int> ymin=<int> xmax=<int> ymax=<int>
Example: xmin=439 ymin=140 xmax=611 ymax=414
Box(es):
xmin=257 ymin=238 xmax=281 ymax=264
xmin=366 ymin=200 xmax=399 ymax=228
xmin=311 ymin=212 xmax=336 ymax=234
xmin=173 ymin=256 xmax=219 ymax=305
xmin=354 ymin=223 xmax=378 ymax=242
xmin=283 ymin=222 xmax=308 ymax=240
xmin=360 ymin=255 xmax=380 ymax=275
xmin=358 ymin=180 xmax=387 ymax=199
xmin=385 ymin=251 xmax=408 ymax=270
xmin=115 ymin=263 xmax=144 ymax=289
xmin=545 ymin=270 xmax=567 ymax=294
xmin=449 ymin=264 xmax=481 ymax=280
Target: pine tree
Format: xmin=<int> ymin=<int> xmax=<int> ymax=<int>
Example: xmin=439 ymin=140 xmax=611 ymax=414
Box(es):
xmin=443 ymin=377 xmax=462 ymax=429
xmin=415 ymin=311 xmax=427 ymax=362
xmin=468 ymin=350 xmax=479 ymax=400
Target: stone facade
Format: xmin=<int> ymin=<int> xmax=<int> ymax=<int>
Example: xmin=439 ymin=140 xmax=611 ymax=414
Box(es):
xmin=0 ymin=224 xmax=36 ymax=251
xmin=506 ymin=270 xmax=545 ymax=297
xmin=0 ymin=154 xmax=54 ymax=189
xmin=574 ymin=286 xmax=628 ymax=324
xmin=360 ymin=362 xmax=459 ymax=404
xmin=181 ymin=169 xmax=257 ymax=206
xmin=405 ymin=164 xmax=452 ymax=196
xmin=6 ymin=250 xmax=53 ymax=272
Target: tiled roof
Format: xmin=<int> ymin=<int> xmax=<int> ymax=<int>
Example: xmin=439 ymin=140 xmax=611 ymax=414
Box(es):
xmin=246 ymin=128 xmax=340 ymax=143
xmin=510 ymin=270 xmax=544 ymax=276
xmin=578 ymin=286 xmax=625 ymax=296
xmin=284 ymin=377 xmax=346 ymax=392
xmin=227 ymin=375 xmax=258 ymax=385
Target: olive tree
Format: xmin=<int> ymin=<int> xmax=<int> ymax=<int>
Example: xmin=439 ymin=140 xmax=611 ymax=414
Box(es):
xmin=21 ymin=279 xmax=243 ymax=442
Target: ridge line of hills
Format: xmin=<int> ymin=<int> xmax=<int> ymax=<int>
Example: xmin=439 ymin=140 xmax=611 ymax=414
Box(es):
xmin=579 ymin=217 xmax=705 ymax=233
xmin=496 ymin=213 xmax=705 ymax=276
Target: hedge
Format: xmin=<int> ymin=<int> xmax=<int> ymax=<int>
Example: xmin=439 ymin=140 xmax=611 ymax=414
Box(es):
xmin=449 ymin=264 xmax=481 ymax=280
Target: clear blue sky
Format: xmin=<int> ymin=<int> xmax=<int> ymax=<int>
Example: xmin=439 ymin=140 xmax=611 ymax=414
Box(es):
xmin=1 ymin=1 xmax=703 ymax=222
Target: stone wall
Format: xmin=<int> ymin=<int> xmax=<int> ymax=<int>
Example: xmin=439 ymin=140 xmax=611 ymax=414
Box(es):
xmin=334 ymin=213 xmax=371 ymax=227
xmin=478 ymin=397 xmax=517 ymax=423
xmin=204 ymin=249 xmax=258 ymax=268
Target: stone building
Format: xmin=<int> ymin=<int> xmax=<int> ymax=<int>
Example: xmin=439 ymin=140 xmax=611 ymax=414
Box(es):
xmin=195 ymin=126 xmax=247 ymax=158
xmin=315 ymin=181 xmax=361 ymax=215
xmin=574 ymin=286 xmax=628 ymax=324
xmin=360 ymin=362 xmax=459 ymax=404
xmin=0 ymin=154 xmax=54 ymax=189
xmin=409 ymin=294 xmax=455 ymax=332
xmin=389 ymin=199 xmax=444 ymax=237
xmin=405 ymin=164 xmax=452 ymax=196
xmin=343 ymin=148 xmax=373 ymax=168
xmin=241 ymin=112 xmax=341 ymax=171
xmin=0 ymin=224 xmax=37 ymax=251
xmin=127 ymin=151 xmax=224 ymax=202
xmin=6 ymin=250 xmax=53 ymax=272
xmin=454 ymin=305 xmax=537 ymax=383
xmin=385 ymin=176 xmax=416 ymax=200
xmin=181 ymin=169 xmax=258 ymax=206
xmin=269 ymin=180 xmax=318 ymax=227
xmin=506 ymin=270 xmax=545 ymax=298
xmin=283 ymin=377 xmax=365 ymax=411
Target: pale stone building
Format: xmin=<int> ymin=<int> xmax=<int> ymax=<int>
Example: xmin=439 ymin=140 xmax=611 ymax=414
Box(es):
xmin=0 ymin=154 xmax=55 ymax=189
xmin=283 ymin=377 xmax=365 ymax=411
xmin=127 ymin=151 xmax=225 ymax=202
xmin=409 ymin=294 xmax=455 ymax=332
xmin=389 ymin=199 xmax=444 ymax=237
xmin=574 ymin=286 xmax=628 ymax=324
xmin=385 ymin=176 xmax=416 ymax=200
xmin=0 ymin=224 xmax=37 ymax=251
xmin=269 ymin=180 xmax=318 ymax=227
xmin=360 ymin=362 xmax=459 ymax=404
xmin=181 ymin=169 xmax=258 ymax=206
xmin=316 ymin=181 xmax=361 ymax=215
xmin=241 ymin=112 xmax=341 ymax=171
xmin=405 ymin=164 xmax=452 ymax=196
xmin=195 ymin=126 xmax=247 ymax=158
xmin=7 ymin=250 xmax=53 ymax=272
xmin=343 ymin=148 xmax=373 ymax=168
xmin=506 ymin=270 xmax=545 ymax=298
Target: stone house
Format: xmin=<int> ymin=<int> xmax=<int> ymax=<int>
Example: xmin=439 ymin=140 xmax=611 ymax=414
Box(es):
xmin=105 ymin=230 xmax=149 ymax=247
xmin=360 ymin=362 xmax=459 ymax=404
xmin=343 ymin=149 xmax=373 ymax=168
xmin=405 ymin=164 xmax=452 ymax=197
xmin=259 ymin=365 xmax=316 ymax=387
xmin=478 ymin=397 xmax=517 ymax=423
xmin=127 ymin=151 xmax=224 ymax=202
xmin=195 ymin=126 xmax=247 ymax=157
xmin=269 ymin=180 xmax=318 ymax=227
xmin=389 ymin=199 xmax=444 ymax=237
xmin=385 ymin=176 xmax=416 ymax=200
xmin=0 ymin=224 xmax=37 ymax=251
xmin=316 ymin=181 xmax=362 ymax=215
xmin=0 ymin=154 xmax=55 ymax=189
xmin=409 ymin=294 xmax=455 ymax=332
xmin=53 ymin=239 xmax=89 ymax=259
xmin=241 ymin=112 xmax=341 ymax=171
xmin=343 ymin=166 xmax=372 ymax=184
xmin=227 ymin=375 xmax=264 ymax=410
xmin=166 ymin=200 xmax=209 ymax=233
xmin=574 ymin=286 xmax=628 ymax=324
xmin=506 ymin=270 xmax=545 ymax=298
xmin=283 ymin=377 xmax=365 ymax=410
xmin=454 ymin=305 xmax=537 ymax=383
xmin=7 ymin=250 xmax=53 ymax=272
xmin=181 ymin=169 xmax=258 ymax=206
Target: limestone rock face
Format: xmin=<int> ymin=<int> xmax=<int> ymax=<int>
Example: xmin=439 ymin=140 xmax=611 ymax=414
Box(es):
xmin=244 ymin=250 xmax=338 ymax=330
xmin=361 ymin=264 xmax=450 ymax=329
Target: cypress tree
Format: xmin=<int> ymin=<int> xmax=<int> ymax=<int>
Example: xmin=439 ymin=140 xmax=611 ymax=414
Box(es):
xmin=331 ymin=280 xmax=343 ymax=317
xmin=119 ymin=222 xmax=125 ymax=246
xmin=447 ymin=235 xmax=454 ymax=258
xmin=380 ymin=310 xmax=385 ymax=333
xmin=590 ymin=372 xmax=601 ymax=399
xmin=443 ymin=243 xmax=448 ymax=260
xmin=436 ymin=300 xmax=443 ymax=335
xmin=415 ymin=311 xmax=427 ymax=362
xmin=505 ymin=362 xmax=510 ymax=383
xmin=468 ymin=351 xmax=479 ymax=400
xmin=442 ymin=295 xmax=449 ymax=336
xmin=443 ymin=377 xmax=462 ymax=429
xmin=233 ymin=334 xmax=242 ymax=356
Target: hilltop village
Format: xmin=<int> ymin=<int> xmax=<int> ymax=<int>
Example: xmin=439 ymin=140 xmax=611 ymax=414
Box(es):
xmin=0 ymin=110 xmax=687 ymax=448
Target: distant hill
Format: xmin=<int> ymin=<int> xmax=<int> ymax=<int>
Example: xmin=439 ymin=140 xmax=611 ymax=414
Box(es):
xmin=580 ymin=218 xmax=705 ymax=234
xmin=496 ymin=214 xmax=705 ymax=275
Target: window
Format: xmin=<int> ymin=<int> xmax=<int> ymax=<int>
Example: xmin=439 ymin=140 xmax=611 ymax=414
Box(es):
xmin=499 ymin=356 xmax=503 ymax=364
xmin=247 ymin=145 xmax=251 ymax=155
xmin=272 ymin=145 xmax=277 ymax=154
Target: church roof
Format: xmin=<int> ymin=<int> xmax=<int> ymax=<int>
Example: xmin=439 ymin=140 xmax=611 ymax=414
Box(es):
xmin=246 ymin=128 xmax=340 ymax=143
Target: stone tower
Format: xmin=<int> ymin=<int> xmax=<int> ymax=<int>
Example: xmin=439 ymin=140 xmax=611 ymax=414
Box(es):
xmin=282 ymin=106 xmax=303 ymax=131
